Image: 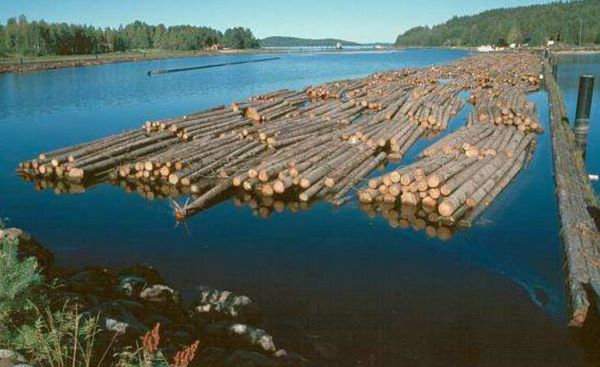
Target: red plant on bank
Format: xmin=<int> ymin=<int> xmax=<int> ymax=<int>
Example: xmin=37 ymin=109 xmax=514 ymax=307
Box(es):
xmin=142 ymin=323 xmax=161 ymax=353
xmin=173 ymin=340 xmax=200 ymax=367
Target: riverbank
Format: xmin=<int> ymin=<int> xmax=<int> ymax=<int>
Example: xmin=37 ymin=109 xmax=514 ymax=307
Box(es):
xmin=0 ymin=47 xmax=393 ymax=75
xmin=0 ymin=227 xmax=311 ymax=367
xmin=0 ymin=49 xmax=256 ymax=74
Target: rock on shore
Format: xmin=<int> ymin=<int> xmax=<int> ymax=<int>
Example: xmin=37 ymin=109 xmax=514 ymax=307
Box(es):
xmin=2 ymin=228 xmax=311 ymax=367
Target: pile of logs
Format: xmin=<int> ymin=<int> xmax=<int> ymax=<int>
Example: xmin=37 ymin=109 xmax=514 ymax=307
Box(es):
xmin=356 ymin=52 xmax=542 ymax=229
xmin=18 ymin=52 xmax=541 ymax=225
xmin=467 ymin=87 xmax=543 ymax=133
xmin=357 ymin=124 xmax=536 ymax=226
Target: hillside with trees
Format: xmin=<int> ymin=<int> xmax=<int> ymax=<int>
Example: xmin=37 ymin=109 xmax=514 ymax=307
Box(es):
xmin=0 ymin=16 xmax=260 ymax=56
xmin=395 ymin=0 xmax=600 ymax=47
xmin=260 ymin=36 xmax=360 ymax=47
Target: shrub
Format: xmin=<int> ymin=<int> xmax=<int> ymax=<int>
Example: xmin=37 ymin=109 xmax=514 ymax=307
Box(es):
xmin=15 ymin=305 xmax=105 ymax=367
xmin=0 ymin=237 xmax=43 ymax=342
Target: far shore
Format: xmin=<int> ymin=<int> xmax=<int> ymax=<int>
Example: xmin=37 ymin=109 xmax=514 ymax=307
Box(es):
xmin=0 ymin=46 xmax=396 ymax=75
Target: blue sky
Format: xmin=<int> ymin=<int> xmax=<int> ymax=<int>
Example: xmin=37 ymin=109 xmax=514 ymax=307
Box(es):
xmin=0 ymin=0 xmax=554 ymax=43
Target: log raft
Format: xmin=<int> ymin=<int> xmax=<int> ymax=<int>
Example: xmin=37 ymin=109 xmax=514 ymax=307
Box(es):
xmin=357 ymin=52 xmax=542 ymax=237
xmin=18 ymin=52 xmax=541 ymax=225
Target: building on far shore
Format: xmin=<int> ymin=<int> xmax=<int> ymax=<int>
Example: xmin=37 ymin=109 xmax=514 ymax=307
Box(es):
xmin=477 ymin=45 xmax=494 ymax=52
xmin=206 ymin=44 xmax=223 ymax=51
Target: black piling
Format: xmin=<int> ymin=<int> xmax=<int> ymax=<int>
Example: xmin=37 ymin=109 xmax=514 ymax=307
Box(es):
xmin=574 ymin=75 xmax=595 ymax=158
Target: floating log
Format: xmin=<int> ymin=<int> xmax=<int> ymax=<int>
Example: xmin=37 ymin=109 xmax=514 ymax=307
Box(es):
xmin=19 ymin=52 xmax=542 ymax=227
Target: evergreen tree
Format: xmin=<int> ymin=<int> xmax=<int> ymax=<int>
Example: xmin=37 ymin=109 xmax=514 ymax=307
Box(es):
xmin=507 ymin=23 xmax=523 ymax=45
xmin=0 ymin=16 xmax=259 ymax=56
xmin=396 ymin=0 xmax=600 ymax=47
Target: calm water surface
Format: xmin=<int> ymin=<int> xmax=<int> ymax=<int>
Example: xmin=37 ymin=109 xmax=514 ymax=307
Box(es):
xmin=0 ymin=49 xmax=593 ymax=366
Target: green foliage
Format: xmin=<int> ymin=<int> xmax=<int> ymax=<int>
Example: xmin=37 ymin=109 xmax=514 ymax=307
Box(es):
xmin=0 ymin=15 xmax=258 ymax=56
xmin=260 ymin=36 xmax=360 ymax=47
xmin=15 ymin=306 xmax=105 ymax=367
xmin=0 ymin=238 xmax=43 ymax=329
xmin=222 ymin=27 xmax=260 ymax=49
xmin=507 ymin=24 xmax=523 ymax=44
xmin=396 ymin=0 xmax=600 ymax=47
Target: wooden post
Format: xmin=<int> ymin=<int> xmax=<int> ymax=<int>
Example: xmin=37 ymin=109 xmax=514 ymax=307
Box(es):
xmin=574 ymin=75 xmax=595 ymax=158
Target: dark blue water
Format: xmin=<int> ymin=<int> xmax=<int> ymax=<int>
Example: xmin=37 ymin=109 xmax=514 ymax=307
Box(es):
xmin=0 ymin=49 xmax=590 ymax=366
xmin=556 ymin=54 xmax=600 ymax=195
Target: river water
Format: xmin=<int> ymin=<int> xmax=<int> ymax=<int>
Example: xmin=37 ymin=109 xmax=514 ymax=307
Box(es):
xmin=0 ymin=49 xmax=595 ymax=366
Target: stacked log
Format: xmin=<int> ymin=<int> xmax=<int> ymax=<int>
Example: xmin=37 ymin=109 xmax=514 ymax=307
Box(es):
xmin=358 ymin=121 xmax=535 ymax=225
xmin=356 ymin=52 xmax=542 ymax=229
xmin=467 ymin=87 xmax=543 ymax=134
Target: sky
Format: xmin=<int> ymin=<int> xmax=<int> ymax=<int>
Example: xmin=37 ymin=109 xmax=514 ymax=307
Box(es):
xmin=0 ymin=0 xmax=555 ymax=43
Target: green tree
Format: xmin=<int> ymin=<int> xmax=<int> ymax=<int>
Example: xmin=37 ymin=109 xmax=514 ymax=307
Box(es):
xmin=222 ymin=27 xmax=259 ymax=49
xmin=0 ymin=15 xmax=261 ymax=55
xmin=395 ymin=0 xmax=600 ymax=47
xmin=507 ymin=24 xmax=523 ymax=44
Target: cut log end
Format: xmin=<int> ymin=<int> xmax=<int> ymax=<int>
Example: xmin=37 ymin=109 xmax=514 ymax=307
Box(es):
xmin=68 ymin=168 xmax=84 ymax=181
xmin=438 ymin=201 xmax=455 ymax=217
xmin=168 ymin=174 xmax=179 ymax=186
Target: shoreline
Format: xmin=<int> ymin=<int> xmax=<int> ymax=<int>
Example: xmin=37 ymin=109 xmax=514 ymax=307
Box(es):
xmin=0 ymin=227 xmax=312 ymax=366
xmin=0 ymin=47 xmax=396 ymax=75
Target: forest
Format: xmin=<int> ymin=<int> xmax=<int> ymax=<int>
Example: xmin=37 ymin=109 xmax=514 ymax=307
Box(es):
xmin=260 ymin=36 xmax=360 ymax=47
xmin=396 ymin=0 xmax=600 ymax=47
xmin=0 ymin=16 xmax=260 ymax=56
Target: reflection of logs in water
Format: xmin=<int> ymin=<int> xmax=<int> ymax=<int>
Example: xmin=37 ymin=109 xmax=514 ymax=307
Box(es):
xmin=233 ymin=192 xmax=316 ymax=219
xmin=360 ymin=202 xmax=456 ymax=241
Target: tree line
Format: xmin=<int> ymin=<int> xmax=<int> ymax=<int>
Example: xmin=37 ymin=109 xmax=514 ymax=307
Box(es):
xmin=0 ymin=15 xmax=260 ymax=56
xmin=396 ymin=0 xmax=600 ymax=47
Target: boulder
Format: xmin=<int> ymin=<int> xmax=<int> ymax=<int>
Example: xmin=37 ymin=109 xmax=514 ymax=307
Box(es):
xmin=140 ymin=284 xmax=179 ymax=303
xmin=115 ymin=276 xmax=148 ymax=297
xmin=190 ymin=286 xmax=260 ymax=324
xmin=65 ymin=268 xmax=118 ymax=296
xmin=117 ymin=264 xmax=165 ymax=285
xmin=0 ymin=349 xmax=27 ymax=367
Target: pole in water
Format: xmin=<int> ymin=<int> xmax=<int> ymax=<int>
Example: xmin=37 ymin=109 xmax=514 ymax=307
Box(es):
xmin=574 ymin=75 xmax=595 ymax=159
